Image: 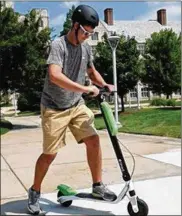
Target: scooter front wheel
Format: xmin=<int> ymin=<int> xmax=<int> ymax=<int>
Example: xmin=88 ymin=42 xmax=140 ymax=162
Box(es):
xmin=57 ymin=191 xmax=72 ymax=207
xmin=127 ymin=197 xmax=149 ymax=216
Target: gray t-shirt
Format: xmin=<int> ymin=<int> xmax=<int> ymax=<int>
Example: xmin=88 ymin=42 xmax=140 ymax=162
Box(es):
xmin=41 ymin=36 xmax=93 ymax=109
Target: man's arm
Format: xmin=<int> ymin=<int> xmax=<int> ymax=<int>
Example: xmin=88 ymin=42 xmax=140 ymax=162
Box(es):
xmin=49 ymin=64 xmax=96 ymax=94
xmin=87 ymin=65 xmax=107 ymax=87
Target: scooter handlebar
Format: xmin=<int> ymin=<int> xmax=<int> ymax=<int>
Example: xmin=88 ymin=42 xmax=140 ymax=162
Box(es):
xmin=99 ymin=86 xmax=116 ymax=95
xmin=83 ymin=86 xmax=115 ymax=98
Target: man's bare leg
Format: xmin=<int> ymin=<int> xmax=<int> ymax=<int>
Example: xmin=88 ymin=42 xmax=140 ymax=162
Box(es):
xmin=32 ymin=153 xmax=57 ymax=192
xmin=83 ymin=135 xmax=116 ymax=201
xmin=83 ymin=135 xmax=102 ymax=183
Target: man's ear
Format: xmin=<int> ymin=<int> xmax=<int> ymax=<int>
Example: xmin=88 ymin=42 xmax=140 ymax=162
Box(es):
xmin=73 ymin=22 xmax=80 ymax=30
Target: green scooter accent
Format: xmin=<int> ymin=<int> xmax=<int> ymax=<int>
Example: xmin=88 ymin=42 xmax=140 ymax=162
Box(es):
xmin=57 ymin=184 xmax=77 ymax=196
xmin=101 ymin=101 xmax=118 ymax=136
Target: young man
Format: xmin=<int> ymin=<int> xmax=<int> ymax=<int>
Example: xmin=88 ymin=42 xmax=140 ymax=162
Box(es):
xmin=27 ymin=5 xmax=116 ymax=214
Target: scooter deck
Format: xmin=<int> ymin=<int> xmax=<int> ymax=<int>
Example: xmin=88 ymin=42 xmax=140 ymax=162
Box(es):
xmin=75 ymin=192 xmax=105 ymax=200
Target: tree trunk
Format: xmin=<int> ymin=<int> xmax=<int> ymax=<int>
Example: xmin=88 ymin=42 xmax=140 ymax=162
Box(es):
xmin=119 ymin=94 xmax=125 ymax=112
xmin=118 ymin=92 xmax=126 ymax=112
xmin=118 ymin=93 xmax=125 ymax=112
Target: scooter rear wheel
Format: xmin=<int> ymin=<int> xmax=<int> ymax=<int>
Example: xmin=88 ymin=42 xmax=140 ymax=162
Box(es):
xmin=127 ymin=197 xmax=148 ymax=216
xmin=57 ymin=191 xmax=72 ymax=207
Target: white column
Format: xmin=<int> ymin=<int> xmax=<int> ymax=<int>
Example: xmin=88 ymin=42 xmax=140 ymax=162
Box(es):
xmin=137 ymin=81 xmax=141 ymax=109
xmin=112 ymin=48 xmax=119 ymax=123
xmin=13 ymin=91 xmax=18 ymax=116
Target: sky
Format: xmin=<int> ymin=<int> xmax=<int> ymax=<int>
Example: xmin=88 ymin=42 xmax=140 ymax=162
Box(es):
xmin=13 ymin=1 xmax=181 ymax=36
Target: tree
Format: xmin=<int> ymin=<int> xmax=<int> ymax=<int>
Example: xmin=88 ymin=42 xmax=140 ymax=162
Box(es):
xmin=116 ymin=36 xmax=142 ymax=111
xmin=17 ymin=9 xmax=51 ymax=92
xmin=16 ymin=9 xmax=51 ymax=110
xmin=94 ymin=34 xmax=142 ymax=112
xmin=143 ymin=29 xmax=181 ymax=98
xmin=0 ymin=6 xmax=52 ymax=110
xmin=94 ymin=33 xmax=113 ymax=82
xmin=60 ymin=5 xmax=75 ymax=36
xmin=0 ymin=5 xmax=22 ymax=92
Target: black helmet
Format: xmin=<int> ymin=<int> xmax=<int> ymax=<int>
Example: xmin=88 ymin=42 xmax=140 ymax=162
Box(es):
xmin=72 ymin=5 xmax=99 ymax=28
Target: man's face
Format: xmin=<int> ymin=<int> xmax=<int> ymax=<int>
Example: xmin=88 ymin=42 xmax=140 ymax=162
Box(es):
xmin=76 ymin=24 xmax=95 ymax=43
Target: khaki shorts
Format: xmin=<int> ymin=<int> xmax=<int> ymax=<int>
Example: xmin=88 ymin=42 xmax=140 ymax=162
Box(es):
xmin=41 ymin=104 xmax=98 ymax=154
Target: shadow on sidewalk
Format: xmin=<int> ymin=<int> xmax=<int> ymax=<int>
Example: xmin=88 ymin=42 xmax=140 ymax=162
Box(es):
xmin=1 ymin=197 xmax=115 ymax=215
xmin=12 ymin=124 xmax=40 ymax=130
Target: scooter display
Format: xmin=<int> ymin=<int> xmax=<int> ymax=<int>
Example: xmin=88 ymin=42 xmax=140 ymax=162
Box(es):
xmin=56 ymin=88 xmax=149 ymax=216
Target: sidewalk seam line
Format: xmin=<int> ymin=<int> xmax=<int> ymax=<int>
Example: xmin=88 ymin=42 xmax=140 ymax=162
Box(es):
xmin=1 ymin=153 xmax=28 ymax=192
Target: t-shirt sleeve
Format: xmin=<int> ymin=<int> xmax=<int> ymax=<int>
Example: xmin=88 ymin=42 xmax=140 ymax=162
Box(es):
xmin=87 ymin=44 xmax=94 ymax=68
xmin=47 ymin=40 xmax=64 ymax=67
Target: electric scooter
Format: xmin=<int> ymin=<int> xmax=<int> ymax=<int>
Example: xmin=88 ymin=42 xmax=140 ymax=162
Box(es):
xmin=56 ymin=88 xmax=149 ymax=216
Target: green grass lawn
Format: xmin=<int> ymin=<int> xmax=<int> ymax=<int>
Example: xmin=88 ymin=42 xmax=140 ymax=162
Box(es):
xmin=0 ymin=120 xmax=13 ymax=135
xmin=95 ymin=107 xmax=181 ymax=138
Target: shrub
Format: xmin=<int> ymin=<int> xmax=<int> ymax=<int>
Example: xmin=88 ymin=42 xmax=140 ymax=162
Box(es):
xmin=17 ymin=91 xmax=41 ymax=111
xmin=175 ymin=100 xmax=181 ymax=106
xmin=17 ymin=94 xmax=29 ymax=111
xmin=166 ymin=99 xmax=176 ymax=107
xmin=0 ymin=120 xmax=13 ymax=135
xmin=150 ymin=98 xmax=177 ymax=107
xmin=150 ymin=98 xmax=167 ymax=106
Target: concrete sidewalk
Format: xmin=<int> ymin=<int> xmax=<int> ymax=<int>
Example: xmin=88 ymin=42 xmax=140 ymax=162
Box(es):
xmin=1 ymin=116 xmax=181 ymax=215
xmin=1 ymin=176 xmax=180 ymax=215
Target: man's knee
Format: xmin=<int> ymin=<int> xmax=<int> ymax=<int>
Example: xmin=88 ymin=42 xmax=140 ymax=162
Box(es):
xmin=83 ymin=135 xmax=100 ymax=148
xmin=40 ymin=153 xmax=57 ymax=165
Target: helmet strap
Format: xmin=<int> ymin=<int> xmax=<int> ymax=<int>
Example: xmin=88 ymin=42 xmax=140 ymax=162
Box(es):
xmin=74 ymin=24 xmax=80 ymax=45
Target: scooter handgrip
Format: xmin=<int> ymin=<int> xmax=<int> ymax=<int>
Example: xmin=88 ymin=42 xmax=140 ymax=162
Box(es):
xmin=100 ymin=86 xmax=110 ymax=93
xmin=82 ymin=92 xmax=94 ymax=99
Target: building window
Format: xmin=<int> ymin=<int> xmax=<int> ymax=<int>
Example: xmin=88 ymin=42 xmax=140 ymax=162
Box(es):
xmin=39 ymin=19 xmax=44 ymax=27
xmin=137 ymin=43 xmax=145 ymax=55
xmin=130 ymin=88 xmax=137 ymax=98
xmin=91 ymin=32 xmax=98 ymax=40
xmin=91 ymin=46 xmax=97 ymax=56
xmin=141 ymin=87 xmax=149 ymax=98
